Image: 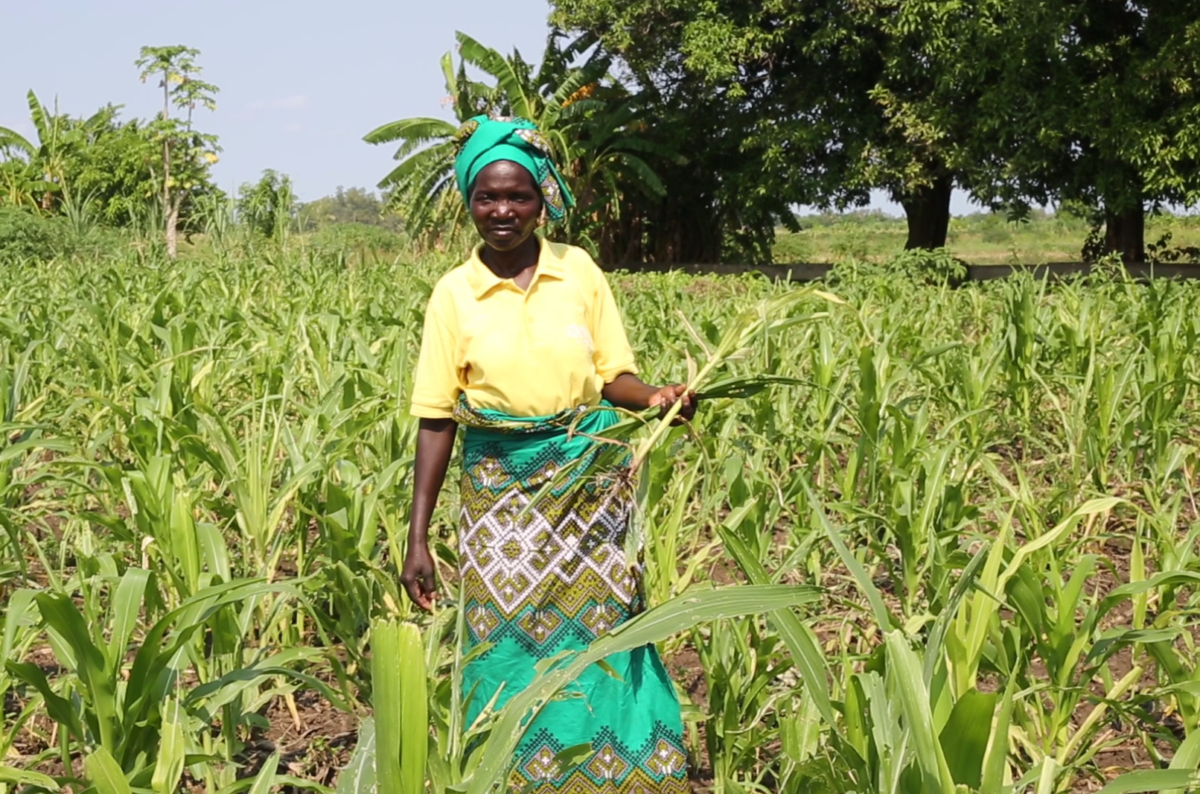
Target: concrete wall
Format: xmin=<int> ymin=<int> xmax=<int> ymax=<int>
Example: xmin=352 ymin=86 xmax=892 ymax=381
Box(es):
xmin=607 ymin=261 xmax=1200 ymax=282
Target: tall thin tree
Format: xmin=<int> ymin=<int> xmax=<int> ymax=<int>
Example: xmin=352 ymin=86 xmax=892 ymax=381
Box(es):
xmin=135 ymin=45 xmax=219 ymax=258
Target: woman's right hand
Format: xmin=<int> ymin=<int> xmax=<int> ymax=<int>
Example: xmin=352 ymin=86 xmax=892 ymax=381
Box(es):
xmin=401 ymin=540 xmax=438 ymax=611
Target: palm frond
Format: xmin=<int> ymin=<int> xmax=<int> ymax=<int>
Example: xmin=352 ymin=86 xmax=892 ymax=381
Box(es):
xmin=375 ymin=142 xmax=452 ymax=190
xmin=551 ymin=60 xmax=611 ymax=107
xmin=0 ymin=127 xmax=35 ymax=158
xmin=607 ymin=152 xmax=667 ymax=197
xmin=456 ymin=31 xmax=535 ymax=120
xmin=440 ymin=51 xmax=458 ymax=100
xmin=363 ymin=117 xmax=456 ymax=146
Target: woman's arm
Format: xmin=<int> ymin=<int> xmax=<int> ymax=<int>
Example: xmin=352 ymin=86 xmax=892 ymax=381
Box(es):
xmin=602 ymin=373 xmax=696 ymax=421
xmin=400 ymin=417 xmax=458 ymax=610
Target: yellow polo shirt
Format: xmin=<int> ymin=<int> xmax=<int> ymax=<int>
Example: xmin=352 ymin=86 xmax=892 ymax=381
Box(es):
xmin=409 ymin=238 xmax=638 ymax=419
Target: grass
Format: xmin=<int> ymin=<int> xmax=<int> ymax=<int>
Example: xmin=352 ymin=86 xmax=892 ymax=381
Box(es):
xmin=773 ymin=208 xmax=1200 ymax=264
xmin=0 ymin=231 xmax=1198 ymax=793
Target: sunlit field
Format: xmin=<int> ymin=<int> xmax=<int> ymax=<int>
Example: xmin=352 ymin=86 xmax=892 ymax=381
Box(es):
xmin=774 ymin=210 xmax=1200 ymax=265
xmin=1 ymin=236 xmax=1198 ymax=793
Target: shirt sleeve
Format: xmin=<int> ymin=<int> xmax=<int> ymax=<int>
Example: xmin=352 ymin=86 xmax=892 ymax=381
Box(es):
xmin=410 ymin=280 xmax=460 ymax=419
xmin=589 ymin=264 xmax=638 ymax=383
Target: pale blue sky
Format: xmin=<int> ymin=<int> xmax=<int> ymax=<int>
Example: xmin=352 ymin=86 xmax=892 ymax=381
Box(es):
xmin=1 ymin=0 xmax=972 ymax=214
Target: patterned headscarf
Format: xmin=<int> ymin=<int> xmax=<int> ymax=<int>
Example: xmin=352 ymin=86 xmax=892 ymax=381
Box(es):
xmin=452 ymin=114 xmax=575 ymax=220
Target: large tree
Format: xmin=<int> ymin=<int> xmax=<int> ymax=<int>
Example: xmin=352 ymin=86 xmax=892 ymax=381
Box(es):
xmin=555 ymin=0 xmax=1200 ymax=260
xmin=971 ymin=0 xmax=1200 ymax=262
xmin=553 ymin=0 xmax=1028 ymax=251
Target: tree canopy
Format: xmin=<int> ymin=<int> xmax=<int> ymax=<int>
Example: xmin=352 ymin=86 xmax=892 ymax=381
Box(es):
xmin=0 ymin=91 xmax=221 ymax=229
xmin=551 ymin=0 xmax=1200 ymax=260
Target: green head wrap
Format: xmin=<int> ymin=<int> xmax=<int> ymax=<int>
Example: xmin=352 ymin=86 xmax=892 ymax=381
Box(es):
xmin=453 ymin=114 xmax=575 ymax=220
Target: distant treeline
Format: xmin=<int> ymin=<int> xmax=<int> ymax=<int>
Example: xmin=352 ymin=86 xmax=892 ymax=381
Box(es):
xmin=6 ymin=7 xmax=1200 ymax=266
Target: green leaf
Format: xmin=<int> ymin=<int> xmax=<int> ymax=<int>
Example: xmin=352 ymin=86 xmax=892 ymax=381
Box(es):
xmin=717 ymin=527 xmax=834 ymax=726
xmin=1097 ymin=770 xmax=1200 ymax=794
xmin=1003 ymin=497 xmax=1124 ymax=580
xmin=335 ymin=717 xmax=377 ymax=794
xmin=1164 ymin=730 xmax=1200 ymax=794
xmin=35 ymin=593 xmax=117 ymax=752
xmin=884 ymin=631 xmax=956 ymax=794
xmin=108 ymin=567 xmax=151 ymax=668
xmin=373 ymin=620 xmax=427 ymax=794
xmin=85 ymin=747 xmax=133 ymax=794
xmin=4 ymin=661 xmax=85 ymax=742
xmin=152 ymin=697 xmax=186 ymax=794
xmin=938 ymin=688 xmax=996 ymax=789
xmin=0 ymin=765 xmax=59 ymax=788
xmin=981 ymin=678 xmax=1016 ymax=793
xmin=805 ymin=480 xmax=895 ymax=629
xmin=362 ymin=117 xmax=457 ymax=146
xmin=1 ymin=589 xmax=38 ymax=661
xmin=248 ymin=752 xmax=281 ymax=794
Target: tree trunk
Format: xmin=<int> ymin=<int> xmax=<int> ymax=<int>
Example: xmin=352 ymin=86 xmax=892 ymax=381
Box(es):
xmin=900 ymin=173 xmax=953 ymax=250
xmin=166 ymin=197 xmax=180 ymax=259
xmin=1104 ymin=203 xmax=1145 ymax=263
xmin=163 ymin=136 xmax=176 ymax=259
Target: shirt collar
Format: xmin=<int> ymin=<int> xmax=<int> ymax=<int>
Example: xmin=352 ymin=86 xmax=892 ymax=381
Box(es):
xmin=464 ymin=236 xmax=565 ymax=299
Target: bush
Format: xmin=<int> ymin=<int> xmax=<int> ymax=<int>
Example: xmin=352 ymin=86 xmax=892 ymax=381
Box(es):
xmin=830 ymin=226 xmax=872 ymax=262
xmin=0 ymin=207 xmax=70 ymax=262
xmin=772 ymin=232 xmax=814 ymax=263
xmin=888 ymin=247 xmax=968 ymax=286
xmin=826 ymin=247 xmax=967 ymax=288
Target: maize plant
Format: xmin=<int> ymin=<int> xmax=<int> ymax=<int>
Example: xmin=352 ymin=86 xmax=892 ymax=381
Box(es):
xmin=0 ymin=239 xmax=1197 ymax=794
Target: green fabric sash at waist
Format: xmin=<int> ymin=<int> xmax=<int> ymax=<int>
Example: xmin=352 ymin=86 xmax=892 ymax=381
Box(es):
xmin=451 ymin=396 xmax=625 ymax=492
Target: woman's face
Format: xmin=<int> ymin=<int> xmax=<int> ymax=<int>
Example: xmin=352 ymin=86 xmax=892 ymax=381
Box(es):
xmin=469 ymin=160 xmax=542 ymax=252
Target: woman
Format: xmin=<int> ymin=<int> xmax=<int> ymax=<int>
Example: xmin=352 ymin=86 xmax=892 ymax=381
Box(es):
xmin=400 ymin=114 xmax=694 ymax=794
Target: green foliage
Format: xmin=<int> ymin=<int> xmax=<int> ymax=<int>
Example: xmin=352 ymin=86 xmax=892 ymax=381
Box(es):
xmin=0 ymin=92 xmax=123 ymax=212
xmin=887 ymin=248 xmax=968 ymax=286
xmin=0 ymin=85 xmax=221 ymax=232
xmin=365 ymin=30 xmax=674 ymax=259
xmin=65 ymin=116 xmax=162 ymax=225
xmin=551 ymin=0 xmax=1008 ymax=250
xmin=553 ymin=0 xmax=1200 ymax=257
xmin=236 ymin=169 xmax=296 ymax=241
xmin=0 ymin=206 xmax=67 ymax=261
xmin=136 ymin=44 xmax=221 ymax=257
xmin=826 ymin=247 xmax=967 ymax=289
xmin=298 ymin=186 xmax=401 ymax=232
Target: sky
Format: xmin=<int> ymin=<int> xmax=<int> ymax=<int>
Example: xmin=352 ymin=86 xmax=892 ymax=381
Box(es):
xmin=0 ymin=0 xmax=978 ymax=215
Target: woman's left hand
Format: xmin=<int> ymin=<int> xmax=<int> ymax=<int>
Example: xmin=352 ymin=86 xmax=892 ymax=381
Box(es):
xmin=648 ymin=384 xmax=697 ymax=423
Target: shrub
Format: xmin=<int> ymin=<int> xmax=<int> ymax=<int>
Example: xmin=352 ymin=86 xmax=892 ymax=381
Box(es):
xmin=0 ymin=207 xmax=70 ymax=262
xmin=772 ymin=232 xmax=814 ymax=263
xmin=887 ymin=247 xmax=968 ymax=286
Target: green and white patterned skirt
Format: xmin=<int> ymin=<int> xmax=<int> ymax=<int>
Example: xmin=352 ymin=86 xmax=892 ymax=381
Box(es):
xmin=453 ymin=397 xmax=689 ymax=794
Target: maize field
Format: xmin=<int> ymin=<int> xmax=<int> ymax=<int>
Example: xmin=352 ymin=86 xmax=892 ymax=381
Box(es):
xmin=1 ymin=244 xmax=1199 ymax=794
